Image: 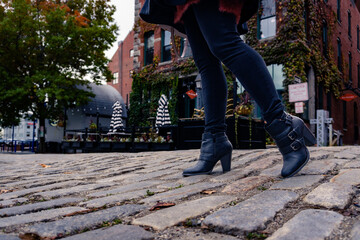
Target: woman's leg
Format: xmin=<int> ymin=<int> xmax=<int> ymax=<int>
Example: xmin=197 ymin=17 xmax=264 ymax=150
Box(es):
xmin=187 ymin=0 xmax=315 ymax=178
xmin=182 ymin=7 xmax=228 ymax=133
xmin=190 ymin=0 xmax=284 ymax=123
xmin=182 ymin=8 xmax=233 ymax=176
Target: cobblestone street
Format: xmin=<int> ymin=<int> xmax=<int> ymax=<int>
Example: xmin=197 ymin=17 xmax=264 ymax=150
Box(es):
xmin=1 ymin=146 xmax=360 ymax=239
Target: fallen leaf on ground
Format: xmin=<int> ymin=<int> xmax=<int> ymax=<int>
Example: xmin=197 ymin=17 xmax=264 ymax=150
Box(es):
xmin=0 ymin=189 xmax=12 ymax=194
xmin=201 ymin=190 xmax=216 ymax=195
xmin=149 ymin=202 xmax=175 ymax=211
xmin=39 ymin=164 xmax=51 ymax=168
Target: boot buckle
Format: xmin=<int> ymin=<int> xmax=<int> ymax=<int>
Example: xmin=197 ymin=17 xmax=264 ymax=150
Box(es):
xmin=288 ymin=130 xmax=298 ymax=140
xmin=290 ymin=139 xmax=302 ymax=151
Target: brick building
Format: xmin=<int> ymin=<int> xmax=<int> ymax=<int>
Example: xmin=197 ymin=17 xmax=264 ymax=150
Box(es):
xmin=108 ymin=0 xmax=360 ymax=145
xmin=317 ymin=0 xmax=360 ymax=144
xmin=107 ymin=30 xmax=134 ymax=106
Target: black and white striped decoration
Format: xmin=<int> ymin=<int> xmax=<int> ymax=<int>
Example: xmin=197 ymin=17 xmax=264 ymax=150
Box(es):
xmin=155 ymin=94 xmax=171 ymax=127
xmin=108 ymin=101 xmax=124 ymax=133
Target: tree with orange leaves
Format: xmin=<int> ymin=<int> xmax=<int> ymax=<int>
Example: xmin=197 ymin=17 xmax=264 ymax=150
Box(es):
xmin=0 ymin=0 xmax=118 ymax=152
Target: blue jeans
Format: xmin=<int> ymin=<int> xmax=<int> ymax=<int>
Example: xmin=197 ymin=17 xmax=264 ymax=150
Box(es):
xmin=182 ymin=0 xmax=284 ymax=133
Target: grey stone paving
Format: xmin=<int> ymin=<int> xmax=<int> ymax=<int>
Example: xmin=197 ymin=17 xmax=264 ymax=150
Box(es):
xmin=303 ymin=182 xmax=353 ymax=209
xmin=203 ymin=190 xmax=298 ymax=234
xmin=351 ymin=221 xmax=360 ymax=240
xmin=140 ymin=182 xmax=224 ymax=205
xmin=0 ymin=235 xmax=21 ymax=240
xmin=267 ymin=209 xmax=343 ymax=240
xmin=0 ymin=197 xmax=83 ymax=217
xmin=133 ymin=196 xmax=235 ymax=230
xmin=0 ymin=147 xmax=359 ymax=239
xmin=61 ymin=225 xmax=154 ymax=240
xmin=0 ymin=207 xmax=85 ymax=228
xmin=270 ymin=175 xmax=324 ymax=190
xmin=0 ymin=198 xmax=28 ymax=208
xmin=22 ymin=205 xmax=146 ymax=238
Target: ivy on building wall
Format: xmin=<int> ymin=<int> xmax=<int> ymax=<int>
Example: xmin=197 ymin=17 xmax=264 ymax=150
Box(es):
xmin=129 ymin=55 xmax=198 ymax=126
xmin=131 ymin=0 xmax=342 ymax=124
xmin=246 ymin=0 xmax=342 ymax=112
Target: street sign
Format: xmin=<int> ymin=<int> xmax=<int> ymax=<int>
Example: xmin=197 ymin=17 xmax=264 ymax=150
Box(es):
xmin=339 ymin=93 xmax=358 ymax=102
xmin=295 ymin=102 xmax=304 ymax=113
xmin=186 ymin=90 xmax=197 ymax=99
xmin=289 ymin=82 xmax=309 ymax=102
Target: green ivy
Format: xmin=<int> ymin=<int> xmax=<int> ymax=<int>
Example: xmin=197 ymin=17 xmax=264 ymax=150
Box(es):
xmin=129 ymin=57 xmax=197 ymax=126
xmin=246 ymin=0 xmax=342 ymax=113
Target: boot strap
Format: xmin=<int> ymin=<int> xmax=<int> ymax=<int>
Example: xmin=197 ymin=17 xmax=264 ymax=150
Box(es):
xmin=276 ymin=126 xmax=304 ymax=155
xmin=276 ymin=126 xmax=302 ymax=148
xmin=278 ymin=138 xmax=305 ymax=155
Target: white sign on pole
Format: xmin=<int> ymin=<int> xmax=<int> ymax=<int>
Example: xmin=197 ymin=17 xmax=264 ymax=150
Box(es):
xmin=295 ymin=102 xmax=304 ymax=113
xmin=289 ymin=82 xmax=309 ymax=102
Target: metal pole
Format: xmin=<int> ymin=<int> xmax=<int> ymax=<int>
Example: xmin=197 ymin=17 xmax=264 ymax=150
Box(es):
xmin=32 ymin=120 xmax=36 ymax=152
xmin=12 ymin=125 xmax=14 ymax=152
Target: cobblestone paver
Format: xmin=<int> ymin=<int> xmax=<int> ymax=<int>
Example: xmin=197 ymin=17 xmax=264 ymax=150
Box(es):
xmin=0 ymin=146 xmax=359 ymax=239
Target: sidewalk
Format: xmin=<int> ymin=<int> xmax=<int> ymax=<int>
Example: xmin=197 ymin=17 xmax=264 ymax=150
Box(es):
xmin=0 ymin=146 xmax=359 ymax=239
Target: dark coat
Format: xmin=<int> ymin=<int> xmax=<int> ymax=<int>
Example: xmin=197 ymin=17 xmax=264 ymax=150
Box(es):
xmin=140 ymin=0 xmax=259 ymax=35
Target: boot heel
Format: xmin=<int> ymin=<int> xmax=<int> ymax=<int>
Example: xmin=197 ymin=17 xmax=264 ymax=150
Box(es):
xmin=220 ymin=152 xmax=232 ymax=173
xmin=303 ymin=125 xmax=316 ymax=146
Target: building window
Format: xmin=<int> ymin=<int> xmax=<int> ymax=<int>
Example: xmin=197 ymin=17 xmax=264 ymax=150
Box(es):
xmin=349 ymin=52 xmax=352 ymax=83
xmin=258 ymin=0 xmax=276 ymax=39
xmin=337 ymin=0 xmax=341 ymax=22
xmin=357 ymin=25 xmax=359 ymax=51
xmin=113 ymin=72 xmax=118 ymax=84
xmin=161 ymin=30 xmax=172 ymax=62
xmin=130 ymin=49 xmax=134 ymax=57
xmin=348 ymin=10 xmax=351 ymax=38
xmin=322 ymin=20 xmax=328 ymax=58
xmin=144 ymin=31 xmax=154 ymax=66
xmin=267 ymin=64 xmax=285 ymax=102
xmin=337 ymin=38 xmax=342 ymax=72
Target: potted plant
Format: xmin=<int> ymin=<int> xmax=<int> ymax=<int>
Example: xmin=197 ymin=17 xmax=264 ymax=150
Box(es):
xmin=151 ymin=135 xmax=174 ymax=151
xmin=133 ymin=134 xmax=150 ymax=151
xmin=89 ymin=121 xmax=97 ymax=132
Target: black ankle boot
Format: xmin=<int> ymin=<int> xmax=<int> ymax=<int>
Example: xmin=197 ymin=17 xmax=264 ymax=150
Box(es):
xmin=182 ymin=132 xmax=233 ymax=177
xmin=265 ymin=112 xmax=316 ymax=178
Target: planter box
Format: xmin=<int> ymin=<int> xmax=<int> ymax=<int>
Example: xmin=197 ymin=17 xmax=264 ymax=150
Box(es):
xmin=133 ymin=142 xmax=151 ymax=151
xmin=177 ymin=116 xmax=266 ymax=150
xmin=151 ymin=143 xmax=173 ymax=151
xmin=84 ymin=141 xmax=96 ymax=149
xmin=111 ymin=142 xmax=129 ymax=151
xmin=99 ymin=142 xmax=111 ymax=151
xmin=62 ymin=141 xmax=72 ymax=148
xmin=71 ymin=141 xmax=83 ymax=148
